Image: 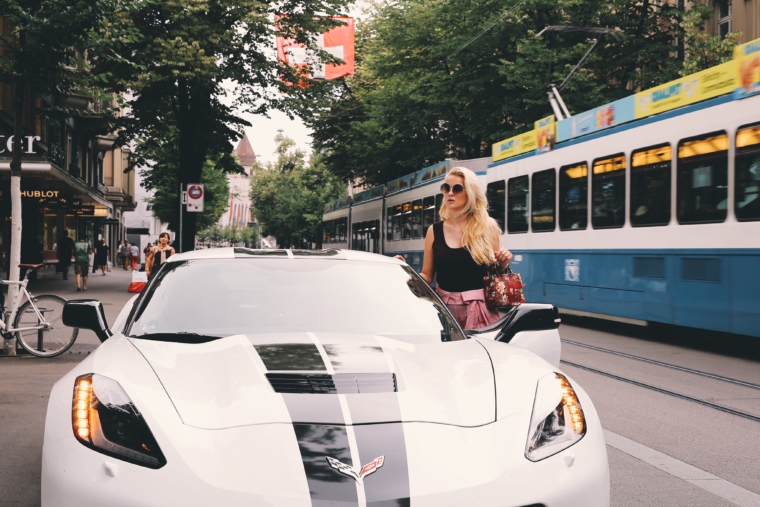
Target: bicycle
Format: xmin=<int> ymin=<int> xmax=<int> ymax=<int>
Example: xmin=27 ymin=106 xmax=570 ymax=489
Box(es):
xmin=0 ymin=263 xmax=78 ymax=358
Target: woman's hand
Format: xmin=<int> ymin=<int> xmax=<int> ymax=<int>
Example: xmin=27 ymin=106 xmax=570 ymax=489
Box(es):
xmin=494 ymin=248 xmax=513 ymax=269
xmin=393 ymin=255 xmax=406 ymax=262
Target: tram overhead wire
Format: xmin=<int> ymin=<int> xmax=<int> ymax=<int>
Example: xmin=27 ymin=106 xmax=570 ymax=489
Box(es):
xmin=446 ymin=0 xmax=528 ymax=60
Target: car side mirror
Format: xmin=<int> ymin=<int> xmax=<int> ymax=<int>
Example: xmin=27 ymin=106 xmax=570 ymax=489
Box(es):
xmin=62 ymin=300 xmax=113 ymax=343
xmin=466 ymin=304 xmax=561 ymax=367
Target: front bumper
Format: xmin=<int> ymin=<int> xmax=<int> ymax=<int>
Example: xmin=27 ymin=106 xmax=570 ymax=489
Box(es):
xmin=42 ymin=409 xmax=608 ymax=507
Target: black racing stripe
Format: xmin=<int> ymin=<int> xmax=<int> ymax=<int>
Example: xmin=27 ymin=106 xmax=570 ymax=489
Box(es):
xmin=316 ymin=333 xmax=390 ymax=372
xmin=292 ymin=424 xmax=360 ymax=507
xmin=253 ymin=343 xmax=326 ymax=371
xmin=354 ymin=423 xmax=411 ymax=507
xmin=281 ymin=393 xmax=346 ymax=425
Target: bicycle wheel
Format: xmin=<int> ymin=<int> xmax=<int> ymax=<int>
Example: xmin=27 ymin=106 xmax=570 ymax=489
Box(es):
xmin=14 ymin=295 xmax=78 ymax=358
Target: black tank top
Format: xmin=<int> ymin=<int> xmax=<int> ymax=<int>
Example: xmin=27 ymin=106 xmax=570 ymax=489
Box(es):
xmin=432 ymin=221 xmax=487 ymax=292
xmin=154 ymin=248 xmax=173 ymax=267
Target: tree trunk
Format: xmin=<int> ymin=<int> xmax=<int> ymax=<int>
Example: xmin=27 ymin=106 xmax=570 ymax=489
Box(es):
xmin=176 ymin=81 xmax=212 ymax=252
xmin=3 ymin=81 xmax=25 ymax=356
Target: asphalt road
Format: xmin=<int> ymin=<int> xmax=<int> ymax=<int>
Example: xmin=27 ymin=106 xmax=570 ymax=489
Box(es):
xmin=1 ymin=273 xmax=758 ymax=507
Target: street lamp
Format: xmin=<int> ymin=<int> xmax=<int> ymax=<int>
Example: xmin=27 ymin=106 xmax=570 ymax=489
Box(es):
xmin=536 ymin=26 xmax=625 ymax=120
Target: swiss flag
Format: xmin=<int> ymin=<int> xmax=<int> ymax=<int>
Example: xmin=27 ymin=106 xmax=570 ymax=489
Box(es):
xmin=277 ymin=17 xmax=355 ymax=82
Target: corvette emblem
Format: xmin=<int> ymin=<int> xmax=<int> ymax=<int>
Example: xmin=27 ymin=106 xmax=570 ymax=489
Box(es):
xmin=326 ymin=455 xmax=384 ymax=484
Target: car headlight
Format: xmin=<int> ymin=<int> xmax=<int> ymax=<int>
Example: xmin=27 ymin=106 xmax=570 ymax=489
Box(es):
xmin=73 ymin=374 xmax=166 ymax=469
xmin=525 ymin=372 xmax=586 ymax=462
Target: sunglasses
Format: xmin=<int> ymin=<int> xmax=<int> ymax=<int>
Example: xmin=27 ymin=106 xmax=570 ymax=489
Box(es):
xmin=440 ymin=183 xmax=465 ymax=195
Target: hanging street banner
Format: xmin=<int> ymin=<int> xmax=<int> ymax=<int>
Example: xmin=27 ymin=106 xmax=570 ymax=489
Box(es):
xmin=634 ymin=60 xmax=737 ymax=119
xmin=492 ymin=129 xmax=537 ymax=162
xmin=277 ymin=17 xmax=355 ymax=82
xmin=556 ymin=96 xmax=635 ymax=142
xmin=734 ymin=38 xmax=760 ymax=100
xmin=534 ymin=116 xmax=556 ymax=154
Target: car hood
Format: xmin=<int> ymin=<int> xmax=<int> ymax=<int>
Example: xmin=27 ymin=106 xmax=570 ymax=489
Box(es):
xmin=130 ymin=332 xmax=501 ymax=429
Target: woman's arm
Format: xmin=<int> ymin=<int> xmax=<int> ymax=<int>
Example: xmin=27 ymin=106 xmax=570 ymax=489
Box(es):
xmin=419 ymin=225 xmax=436 ymax=284
xmin=145 ymin=247 xmax=156 ymax=274
xmin=493 ymin=237 xmax=513 ymax=270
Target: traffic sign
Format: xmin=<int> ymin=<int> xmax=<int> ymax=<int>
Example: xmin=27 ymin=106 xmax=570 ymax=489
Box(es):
xmin=186 ymin=184 xmax=204 ymax=212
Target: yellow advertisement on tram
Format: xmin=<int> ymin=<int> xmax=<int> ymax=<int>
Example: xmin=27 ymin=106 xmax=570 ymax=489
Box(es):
xmin=492 ymin=129 xmax=537 ymax=162
xmin=634 ymin=60 xmax=737 ymax=119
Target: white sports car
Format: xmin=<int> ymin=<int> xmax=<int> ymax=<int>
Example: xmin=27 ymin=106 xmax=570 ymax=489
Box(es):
xmin=43 ymin=248 xmax=609 ymax=507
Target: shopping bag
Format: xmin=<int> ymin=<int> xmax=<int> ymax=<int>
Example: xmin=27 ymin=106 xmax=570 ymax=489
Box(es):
xmin=128 ymin=270 xmax=148 ymax=293
xmin=107 ymin=260 xmax=112 ymax=272
xmin=483 ymin=265 xmax=525 ymax=309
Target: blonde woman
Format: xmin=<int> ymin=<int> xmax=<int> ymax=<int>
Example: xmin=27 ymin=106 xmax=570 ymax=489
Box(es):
xmin=396 ymin=167 xmax=512 ymax=329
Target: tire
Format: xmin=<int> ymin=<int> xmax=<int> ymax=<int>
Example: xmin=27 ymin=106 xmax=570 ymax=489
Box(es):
xmin=14 ymin=295 xmax=78 ymax=358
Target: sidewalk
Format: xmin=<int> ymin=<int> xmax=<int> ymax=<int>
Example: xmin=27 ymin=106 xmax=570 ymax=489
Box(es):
xmin=1 ymin=265 xmax=138 ymax=358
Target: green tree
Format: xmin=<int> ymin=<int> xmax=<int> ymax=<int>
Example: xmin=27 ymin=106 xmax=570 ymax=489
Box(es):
xmin=249 ymin=134 xmax=344 ymax=248
xmin=97 ymin=0 xmax=350 ymax=251
xmin=143 ymin=153 xmax=230 ymax=235
xmin=679 ymin=5 xmax=741 ymax=76
xmin=306 ymin=0 xmax=688 ymax=185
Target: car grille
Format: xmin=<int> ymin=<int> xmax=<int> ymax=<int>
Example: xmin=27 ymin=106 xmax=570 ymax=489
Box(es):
xmin=266 ymin=373 xmax=397 ymax=394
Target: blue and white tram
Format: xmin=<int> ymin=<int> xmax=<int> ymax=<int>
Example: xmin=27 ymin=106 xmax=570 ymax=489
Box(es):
xmin=488 ymin=94 xmax=760 ymax=337
xmin=321 ymin=195 xmax=352 ymax=250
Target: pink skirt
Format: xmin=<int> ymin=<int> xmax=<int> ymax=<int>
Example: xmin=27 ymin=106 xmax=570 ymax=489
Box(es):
xmin=435 ymin=286 xmax=500 ymax=330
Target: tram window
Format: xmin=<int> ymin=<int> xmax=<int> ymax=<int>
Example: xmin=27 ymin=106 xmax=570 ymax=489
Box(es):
xmin=422 ymin=196 xmax=435 ymax=237
xmin=435 ymin=194 xmax=443 ymax=221
xmin=487 ymin=181 xmax=506 ymax=232
xmin=677 ymin=131 xmax=728 ymax=224
xmin=532 ymin=169 xmax=556 ymax=232
xmin=386 ymin=206 xmax=394 ymax=243
xmin=735 ymin=124 xmax=760 ymax=221
xmin=323 ymin=220 xmax=331 ymax=244
xmin=507 ymin=176 xmax=529 ymax=233
xmin=631 ymin=144 xmax=672 ymax=227
xmin=592 ymin=154 xmax=626 ymax=229
xmin=560 ymin=162 xmax=588 ymax=231
xmin=392 ymin=204 xmax=403 ymax=241
xmin=412 ymin=199 xmax=423 ymax=239
xmin=401 ymin=202 xmax=412 ymax=240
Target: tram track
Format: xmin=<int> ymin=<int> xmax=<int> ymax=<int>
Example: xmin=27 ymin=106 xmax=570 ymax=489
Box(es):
xmin=561 ymin=339 xmax=760 ymax=390
xmin=560 ymin=359 xmax=760 ymax=424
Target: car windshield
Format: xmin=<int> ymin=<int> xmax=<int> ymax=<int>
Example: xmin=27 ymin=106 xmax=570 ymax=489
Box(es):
xmin=127 ymin=258 xmax=464 ymax=343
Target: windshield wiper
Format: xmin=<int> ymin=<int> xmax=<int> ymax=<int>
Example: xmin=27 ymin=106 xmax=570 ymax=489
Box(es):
xmin=129 ymin=332 xmax=225 ymax=344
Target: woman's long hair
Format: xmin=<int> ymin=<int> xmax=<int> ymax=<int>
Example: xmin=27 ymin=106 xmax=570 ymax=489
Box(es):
xmin=439 ymin=167 xmax=501 ymax=266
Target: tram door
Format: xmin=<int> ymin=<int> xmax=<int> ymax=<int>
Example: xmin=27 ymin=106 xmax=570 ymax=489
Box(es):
xmin=352 ymin=220 xmax=380 ymax=254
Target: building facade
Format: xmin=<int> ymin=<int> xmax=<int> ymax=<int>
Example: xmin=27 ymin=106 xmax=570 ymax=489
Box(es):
xmin=0 ymin=18 xmax=136 ymax=274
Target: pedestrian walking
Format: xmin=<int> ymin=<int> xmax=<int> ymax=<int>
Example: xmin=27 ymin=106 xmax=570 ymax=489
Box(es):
xmin=396 ymin=167 xmax=512 ymax=329
xmin=74 ymin=238 xmax=92 ymax=291
xmin=145 ymin=232 xmax=175 ymax=279
xmin=56 ymin=230 xmax=75 ymax=280
xmin=89 ymin=248 xmax=96 ymax=274
xmin=117 ymin=241 xmax=125 ymax=270
xmin=123 ymin=240 xmax=131 ymax=269
xmin=130 ymin=243 xmax=140 ymax=270
xmin=96 ymin=238 xmax=109 ymax=276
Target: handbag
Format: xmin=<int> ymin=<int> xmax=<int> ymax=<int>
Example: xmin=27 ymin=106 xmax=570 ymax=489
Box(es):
xmin=483 ymin=264 xmax=525 ymax=309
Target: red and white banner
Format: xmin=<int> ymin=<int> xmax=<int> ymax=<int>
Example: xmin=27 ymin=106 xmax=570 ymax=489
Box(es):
xmin=277 ymin=17 xmax=355 ymax=81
